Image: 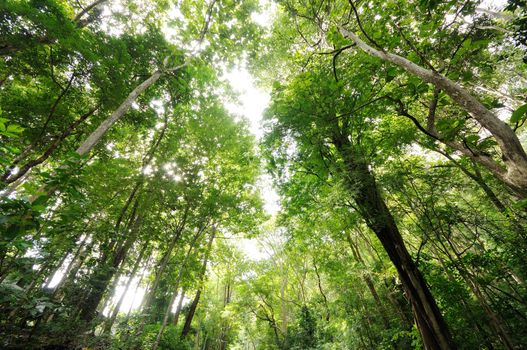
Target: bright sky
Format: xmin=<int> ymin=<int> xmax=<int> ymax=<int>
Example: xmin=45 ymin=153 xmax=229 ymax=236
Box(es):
xmin=222 ymin=0 xmax=279 ymax=262
xmin=222 ymin=66 xmax=279 ymax=263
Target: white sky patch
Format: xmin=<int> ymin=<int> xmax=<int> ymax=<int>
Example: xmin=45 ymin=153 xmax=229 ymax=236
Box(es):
xmin=237 ymin=238 xmax=270 ymax=261
xmin=479 ymin=0 xmax=507 ymax=10
xmin=259 ymin=174 xmax=280 ymax=215
xmin=102 ymin=276 xmax=146 ymax=316
xmin=221 ymin=64 xmax=281 ymax=217
xmin=251 ymin=0 xmax=276 ymax=28
xmin=223 ymin=67 xmax=270 ymax=139
xmin=219 ymin=33 xmax=282 ymax=260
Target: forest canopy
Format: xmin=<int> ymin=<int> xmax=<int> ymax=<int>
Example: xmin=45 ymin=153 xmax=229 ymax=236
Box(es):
xmin=1 ymin=0 xmax=527 ymax=349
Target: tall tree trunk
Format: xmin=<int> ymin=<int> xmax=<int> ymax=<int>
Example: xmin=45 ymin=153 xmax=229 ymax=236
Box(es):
xmin=334 ymin=136 xmax=456 ymax=350
xmin=181 ymin=227 xmax=216 ymax=339
xmin=103 ymin=241 xmax=149 ymax=334
xmin=152 ymin=226 xmax=212 ymax=350
xmin=153 ymin=289 xmax=181 ymax=350
xmin=73 ymin=116 xmax=169 ymax=323
xmin=77 ymin=212 xmax=143 ymax=322
xmin=219 ymin=279 xmax=232 ymax=350
xmin=137 ymin=207 xmax=190 ymax=331
xmin=173 ymin=289 xmax=186 ymax=326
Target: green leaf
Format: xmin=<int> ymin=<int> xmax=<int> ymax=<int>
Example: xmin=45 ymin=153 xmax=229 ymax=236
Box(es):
xmin=465 ymin=134 xmax=479 ymax=145
xmin=513 ymin=198 xmax=527 ymax=209
xmin=6 ymin=124 xmax=24 ymax=133
xmin=510 ymin=103 xmax=527 ymax=124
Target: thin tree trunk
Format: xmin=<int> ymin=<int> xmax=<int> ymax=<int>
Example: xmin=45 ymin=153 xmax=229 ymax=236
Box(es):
xmin=153 ymin=289 xmax=181 ymax=350
xmin=279 ymin=262 xmax=288 ymax=335
xmin=173 ymin=289 xmax=186 ymax=326
xmin=345 ymin=231 xmax=391 ymax=329
xmin=153 ymin=226 xmax=212 ymax=350
xmin=137 ymin=207 xmax=190 ymax=332
xmin=1 ymin=106 xmax=97 ymax=192
xmin=155 ymin=227 xmax=216 ymax=348
xmin=181 ymin=227 xmax=216 ymax=339
xmin=312 ymin=259 xmax=330 ymax=322
xmin=433 ymin=247 xmax=496 ymax=349
xmin=103 ymin=241 xmax=149 ymax=333
xmin=444 ymin=239 xmax=516 ymax=349
xmin=77 ymin=211 xmax=143 ymax=322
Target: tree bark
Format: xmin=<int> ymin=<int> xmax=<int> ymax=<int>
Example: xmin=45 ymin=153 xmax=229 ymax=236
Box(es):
xmin=181 ymin=289 xmax=202 ymax=339
xmin=333 ymin=135 xmax=456 ymax=350
xmin=75 ymin=71 xmax=162 ymax=156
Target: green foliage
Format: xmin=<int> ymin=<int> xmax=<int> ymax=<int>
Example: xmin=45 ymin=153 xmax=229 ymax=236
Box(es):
xmin=1 ymin=0 xmax=527 ymax=350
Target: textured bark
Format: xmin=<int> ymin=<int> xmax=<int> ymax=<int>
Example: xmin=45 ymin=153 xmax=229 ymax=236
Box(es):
xmin=333 ymin=135 xmax=455 ymax=350
xmin=340 ymin=27 xmax=527 ymax=197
